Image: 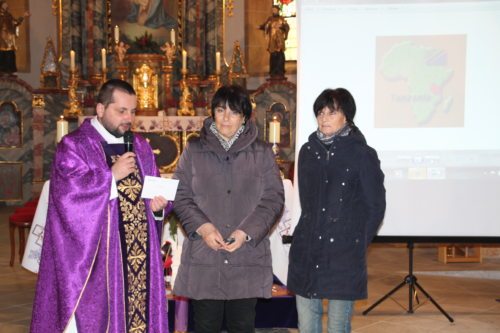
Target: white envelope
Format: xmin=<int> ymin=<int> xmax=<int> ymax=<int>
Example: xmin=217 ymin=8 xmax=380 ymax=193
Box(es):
xmin=141 ymin=176 xmax=179 ymax=200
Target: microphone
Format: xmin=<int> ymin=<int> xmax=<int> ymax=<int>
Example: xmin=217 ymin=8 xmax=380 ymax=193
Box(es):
xmin=124 ymin=130 xmax=134 ymax=153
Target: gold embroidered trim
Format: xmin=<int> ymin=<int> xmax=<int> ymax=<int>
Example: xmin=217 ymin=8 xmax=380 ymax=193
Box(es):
xmin=116 ymin=163 xmax=149 ymax=333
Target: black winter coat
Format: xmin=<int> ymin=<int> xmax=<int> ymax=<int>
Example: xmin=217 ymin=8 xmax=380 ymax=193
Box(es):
xmin=287 ymin=128 xmax=386 ymax=300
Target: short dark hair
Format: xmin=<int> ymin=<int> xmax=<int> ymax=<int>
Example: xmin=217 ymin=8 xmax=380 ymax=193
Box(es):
xmin=96 ymin=79 xmax=136 ymax=108
xmin=313 ymin=88 xmax=356 ymax=124
xmin=211 ymin=85 xmax=253 ymax=121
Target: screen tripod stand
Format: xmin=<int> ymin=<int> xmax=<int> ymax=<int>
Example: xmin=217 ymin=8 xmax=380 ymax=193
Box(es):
xmin=362 ymin=240 xmax=454 ymax=322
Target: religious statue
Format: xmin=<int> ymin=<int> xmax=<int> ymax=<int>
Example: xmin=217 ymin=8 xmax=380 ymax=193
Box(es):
xmin=0 ymin=0 xmax=30 ymax=74
xmin=114 ymin=41 xmax=129 ymax=64
xmin=259 ymin=5 xmax=289 ymax=78
xmin=160 ymin=41 xmax=175 ymax=65
xmin=177 ymin=80 xmax=195 ymax=116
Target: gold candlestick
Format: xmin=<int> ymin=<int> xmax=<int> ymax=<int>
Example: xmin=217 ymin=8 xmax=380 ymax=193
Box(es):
xmin=102 ymin=68 xmax=107 ymax=84
xmin=64 ymin=69 xmax=82 ymax=119
xmin=177 ymin=70 xmax=195 ymax=116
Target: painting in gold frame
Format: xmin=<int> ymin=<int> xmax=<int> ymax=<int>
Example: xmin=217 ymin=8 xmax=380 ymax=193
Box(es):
xmin=109 ymin=0 xmax=181 ymax=47
xmin=0 ymin=162 xmax=23 ymax=201
xmin=3 ymin=0 xmax=30 ymax=72
xmin=0 ymin=100 xmax=22 ymax=148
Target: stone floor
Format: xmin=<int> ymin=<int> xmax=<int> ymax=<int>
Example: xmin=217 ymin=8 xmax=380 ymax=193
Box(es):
xmin=1 ymin=204 xmax=500 ymax=332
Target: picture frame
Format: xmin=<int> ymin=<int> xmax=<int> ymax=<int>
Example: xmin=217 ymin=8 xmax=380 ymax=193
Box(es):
xmin=0 ymin=100 xmax=23 ymax=148
xmin=0 ymin=162 xmax=23 ymax=201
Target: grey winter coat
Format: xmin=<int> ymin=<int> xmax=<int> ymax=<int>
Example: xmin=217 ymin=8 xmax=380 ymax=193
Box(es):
xmin=173 ymin=118 xmax=284 ymax=300
xmin=287 ymin=128 xmax=386 ymax=300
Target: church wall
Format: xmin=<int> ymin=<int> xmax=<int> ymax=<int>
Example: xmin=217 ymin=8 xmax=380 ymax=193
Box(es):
xmin=17 ymin=0 xmax=57 ymax=88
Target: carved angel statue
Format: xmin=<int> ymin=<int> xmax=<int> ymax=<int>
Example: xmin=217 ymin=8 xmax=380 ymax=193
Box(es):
xmin=114 ymin=41 xmax=130 ymax=64
xmin=160 ymin=41 xmax=175 ymax=65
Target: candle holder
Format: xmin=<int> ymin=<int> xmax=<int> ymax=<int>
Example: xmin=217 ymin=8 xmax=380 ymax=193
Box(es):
xmin=64 ymin=69 xmax=83 ymax=119
xmin=215 ymin=71 xmax=222 ymax=90
xmin=177 ymin=70 xmax=195 ymax=116
xmin=101 ymin=68 xmax=107 ymax=85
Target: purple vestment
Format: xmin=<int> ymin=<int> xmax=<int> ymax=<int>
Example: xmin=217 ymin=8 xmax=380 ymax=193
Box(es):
xmin=31 ymin=119 xmax=170 ymax=332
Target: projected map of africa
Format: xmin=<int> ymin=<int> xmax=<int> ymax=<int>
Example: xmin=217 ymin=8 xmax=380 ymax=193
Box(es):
xmin=374 ymin=35 xmax=466 ymax=128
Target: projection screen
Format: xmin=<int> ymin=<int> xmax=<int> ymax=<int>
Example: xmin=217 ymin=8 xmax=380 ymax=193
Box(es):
xmin=295 ymin=0 xmax=500 ymax=238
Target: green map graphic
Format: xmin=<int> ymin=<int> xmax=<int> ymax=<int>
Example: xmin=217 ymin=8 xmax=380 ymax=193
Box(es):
xmin=380 ymin=41 xmax=454 ymax=125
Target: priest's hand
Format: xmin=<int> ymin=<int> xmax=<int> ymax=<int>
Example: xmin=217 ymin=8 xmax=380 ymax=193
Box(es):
xmin=150 ymin=195 xmax=168 ymax=212
xmin=197 ymin=223 xmax=225 ymax=251
xmin=112 ymin=152 xmax=136 ymax=181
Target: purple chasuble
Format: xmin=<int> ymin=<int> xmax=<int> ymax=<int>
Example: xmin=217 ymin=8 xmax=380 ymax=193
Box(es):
xmin=30 ymin=119 xmax=170 ymax=333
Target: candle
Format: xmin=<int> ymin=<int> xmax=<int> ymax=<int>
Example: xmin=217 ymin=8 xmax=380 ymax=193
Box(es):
xmin=182 ymin=49 xmax=187 ymax=72
xmin=215 ymin=51 xmax=221 ymax=74
xmin=114 ymin=25 xmax=120 ymax=44
xmin=101 ymin=48 xmax=106 ymax=71
xmin=70 ymin=50 xmax=75 ymax=72
xmin=56 ymin=115 xmax=68 ymax=143
xmin=269 ymin=117 xmax=281 ymax=144
xmin=170 ymin=29 xmax=175 ymax=45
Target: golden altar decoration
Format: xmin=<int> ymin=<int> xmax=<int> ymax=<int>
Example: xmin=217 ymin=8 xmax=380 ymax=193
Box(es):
xmin=134 ymin=64 xmax=158 ymax=113
xmin=126 ymin=53 xmax=165 ymax=116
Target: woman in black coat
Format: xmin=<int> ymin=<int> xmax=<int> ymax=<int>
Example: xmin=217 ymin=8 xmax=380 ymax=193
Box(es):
xmin=287 ymin=88 xmax=386 ymax=333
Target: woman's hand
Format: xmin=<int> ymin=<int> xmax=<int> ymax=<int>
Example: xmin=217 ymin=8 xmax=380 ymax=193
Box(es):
xmin=222 ymin=229 xmax=247 ymax=252
xmin=197 ymin=223 xmax=225 ymax=251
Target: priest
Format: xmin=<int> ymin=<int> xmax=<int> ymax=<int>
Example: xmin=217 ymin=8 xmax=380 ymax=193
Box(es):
xmin=31 ymin=79 xmax=171 ymax=333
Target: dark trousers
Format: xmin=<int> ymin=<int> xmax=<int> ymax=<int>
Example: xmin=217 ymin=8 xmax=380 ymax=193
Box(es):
xmin=191 ymin=298 xmax=258 ymax=333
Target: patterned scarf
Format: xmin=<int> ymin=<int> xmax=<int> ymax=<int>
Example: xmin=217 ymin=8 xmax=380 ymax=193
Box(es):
xmin=210 ymin=121 xmax=245 ymax=151
xmin=316 ymin=123 xmax=351 ymax=145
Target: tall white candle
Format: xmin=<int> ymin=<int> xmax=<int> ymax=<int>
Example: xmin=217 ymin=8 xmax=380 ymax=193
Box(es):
xmin=269 ymin=117 xmax=281 ymax=144
xmin=170 ymin=29 xmax=175 ymax=45
xmin=70 ymin=50 xmax=75 ymax=72
xmin=101 ymin=48 xmax=106 ymax=71
xmin=114 ymin=25 xmax=120 ymax=43
xmin=182 ymin=49 xmax=187 ymax=72
xmin=56 ymin=115 xmax=68 ymax=143
xmin=215 ymin=51 xmax=221 ymax=74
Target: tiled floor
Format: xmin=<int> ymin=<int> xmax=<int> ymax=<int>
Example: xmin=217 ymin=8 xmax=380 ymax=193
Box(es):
xmin=1 ymin=204 xmax=499 ymax=332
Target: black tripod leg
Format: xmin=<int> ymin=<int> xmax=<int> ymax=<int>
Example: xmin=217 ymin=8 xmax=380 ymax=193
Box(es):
xmin=414 ymin=280 xmax=454 ymax=322
xmin=362 ymin=280 xmax=407 ymax=315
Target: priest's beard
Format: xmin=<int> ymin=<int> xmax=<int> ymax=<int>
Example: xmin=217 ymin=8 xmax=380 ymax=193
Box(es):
xmin=100 ymin=120 xmax=131 ymax=138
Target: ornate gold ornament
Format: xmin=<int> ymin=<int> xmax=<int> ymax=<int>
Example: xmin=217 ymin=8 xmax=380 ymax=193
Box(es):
xmin=133 ymin=63 xmax=159 ymax=112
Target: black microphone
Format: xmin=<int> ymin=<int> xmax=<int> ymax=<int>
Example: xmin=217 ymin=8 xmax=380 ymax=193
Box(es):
xmin=124 ymin=130 xmax=134 ymax=153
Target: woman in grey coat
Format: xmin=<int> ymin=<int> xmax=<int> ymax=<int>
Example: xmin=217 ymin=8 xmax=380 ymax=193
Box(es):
xmin=173 ymin=85 xmax=284 ymax=333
